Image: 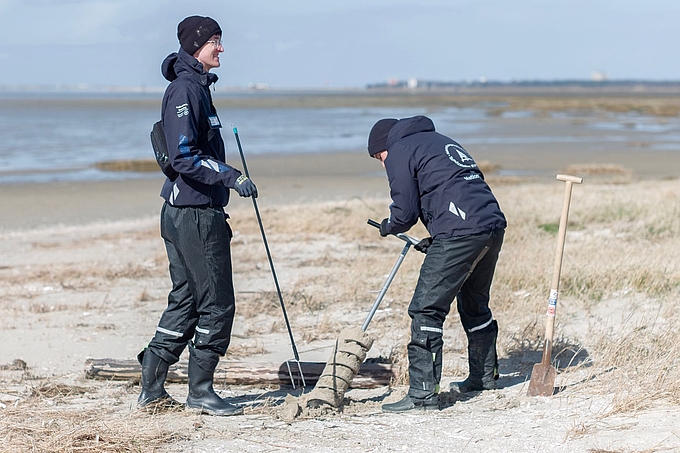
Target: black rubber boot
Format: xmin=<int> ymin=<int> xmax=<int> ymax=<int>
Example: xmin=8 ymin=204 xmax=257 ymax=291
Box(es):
xmin=382 ymin=394 xmax=439 ymax=413
xmin=137 ymin=348 xmax=178 ymax=407
xmin=450 ymin=320 xmax=499 ymax=393
xmin=186 ymin=348 xmax=243 ymax=416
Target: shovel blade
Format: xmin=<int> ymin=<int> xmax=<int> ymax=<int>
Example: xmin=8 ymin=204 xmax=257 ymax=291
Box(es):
xmin=527 ymin=362 xmax=557 ymax=397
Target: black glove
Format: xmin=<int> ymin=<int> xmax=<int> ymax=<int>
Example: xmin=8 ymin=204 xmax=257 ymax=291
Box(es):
xmin=414 ymin=237 xmax=433 ymax=254
xmin=379 ymin=218 xmax=390 ymax=237
xmin=234 ymin=174 xmax=258 ymax=198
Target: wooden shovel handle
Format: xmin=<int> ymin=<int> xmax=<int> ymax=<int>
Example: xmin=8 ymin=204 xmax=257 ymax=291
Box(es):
xmin=541 ymin=174 xmax=582 ymax=364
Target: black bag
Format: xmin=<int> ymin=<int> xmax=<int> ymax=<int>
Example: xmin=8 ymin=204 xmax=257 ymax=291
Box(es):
xmin=150 ymin=121 xmax=179 ymax=181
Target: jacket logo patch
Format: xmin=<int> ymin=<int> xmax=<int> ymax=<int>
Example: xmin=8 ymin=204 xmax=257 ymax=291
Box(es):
xmin=176 ymin=103 xmax=189 ymax=117
xmin=449 ymin=202 xmax=467 ymax=220
xmin=445 ymin=143 xmax=477 ymax=168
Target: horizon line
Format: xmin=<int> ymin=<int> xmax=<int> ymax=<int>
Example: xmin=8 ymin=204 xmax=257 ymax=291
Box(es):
xmin=2 ymin=78 xmax=680 ymax=94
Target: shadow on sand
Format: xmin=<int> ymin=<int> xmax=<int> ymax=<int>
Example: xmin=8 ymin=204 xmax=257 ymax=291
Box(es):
xmin=223 ymin=336 xmax=606 ymax=412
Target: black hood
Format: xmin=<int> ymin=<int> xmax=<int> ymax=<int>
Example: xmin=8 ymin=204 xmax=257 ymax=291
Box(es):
xmin=161 ymin=48 xmax=219 ymax=86
xmin=386 ymin=115 xmax=436 ymax=149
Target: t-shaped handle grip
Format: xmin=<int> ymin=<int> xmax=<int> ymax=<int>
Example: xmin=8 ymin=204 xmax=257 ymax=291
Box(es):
xmin=556 ymin=174 xmax=583 ymax=184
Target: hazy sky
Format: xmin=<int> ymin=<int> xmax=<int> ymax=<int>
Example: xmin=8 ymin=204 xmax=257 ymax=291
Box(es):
xmin=0 ymin=0 xmax=678 ymax=89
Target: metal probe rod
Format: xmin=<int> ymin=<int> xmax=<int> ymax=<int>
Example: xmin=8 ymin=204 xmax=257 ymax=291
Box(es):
xmin=363 ymin=219 xmax=420 ymax=331
xmin=232 ymin=125 xmax=304 ymax=388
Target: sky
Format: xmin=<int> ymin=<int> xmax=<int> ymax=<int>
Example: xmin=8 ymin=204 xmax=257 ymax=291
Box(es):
xmin=0 ymin=0 xmax=679 ymax=89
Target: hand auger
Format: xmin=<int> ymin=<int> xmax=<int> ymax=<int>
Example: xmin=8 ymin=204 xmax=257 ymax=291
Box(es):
xmin=304 ymin=219 xmax=422 ymax=409
xmin=232 ymin=125 xmax=305 ymax=389
xmin=363 ymin=219 xmax=421 ymax=331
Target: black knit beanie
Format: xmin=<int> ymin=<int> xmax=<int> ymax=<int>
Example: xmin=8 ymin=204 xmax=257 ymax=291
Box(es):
xmin=177 ymin=16 xmax=222 ymax=56
xmin=367 ymin=118 xmax=398 ymax=156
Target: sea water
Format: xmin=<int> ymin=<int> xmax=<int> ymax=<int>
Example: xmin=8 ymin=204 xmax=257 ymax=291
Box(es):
xmin=1 ymin=91 xmax=679 ymax=184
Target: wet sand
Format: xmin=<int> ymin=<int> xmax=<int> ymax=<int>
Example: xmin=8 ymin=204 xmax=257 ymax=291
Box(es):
xmin=0 ymin=151 xmax=388 ymax=232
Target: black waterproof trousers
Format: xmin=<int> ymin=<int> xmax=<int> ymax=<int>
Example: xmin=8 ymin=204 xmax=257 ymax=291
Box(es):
xmin=146 ymin=202 xmax=236 ymax=372
xmin=407 ymin=228 xmax=504 ymax=400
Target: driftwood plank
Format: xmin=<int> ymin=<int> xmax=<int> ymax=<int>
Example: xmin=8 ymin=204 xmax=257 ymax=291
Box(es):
xmin=84 ymin=358 xmax=396 ymax=389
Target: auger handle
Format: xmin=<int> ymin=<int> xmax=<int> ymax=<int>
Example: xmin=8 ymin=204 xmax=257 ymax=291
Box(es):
xmin=367 ymin=219 xmax=420 ymax=246
xmin=367 ymin=219 xmax=381 ymax=229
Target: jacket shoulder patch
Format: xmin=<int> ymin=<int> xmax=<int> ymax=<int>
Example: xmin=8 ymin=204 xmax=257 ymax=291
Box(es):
xmin=445 ymin=143 xmax=477 ymax=169
xmin=176 ymin=103 xmax=189 ymax=117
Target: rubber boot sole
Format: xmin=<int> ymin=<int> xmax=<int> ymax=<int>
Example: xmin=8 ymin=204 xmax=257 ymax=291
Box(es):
xmin=187 ymin=403 xmax=244 ymax=417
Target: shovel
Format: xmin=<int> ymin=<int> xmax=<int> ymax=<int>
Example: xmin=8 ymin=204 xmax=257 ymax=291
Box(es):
xmin=527 ymin=174 xmax=583 ymax=397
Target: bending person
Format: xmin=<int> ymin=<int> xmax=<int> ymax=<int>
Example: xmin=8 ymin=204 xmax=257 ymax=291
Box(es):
xmin=367 ymin=115 xmax=506 ymax=412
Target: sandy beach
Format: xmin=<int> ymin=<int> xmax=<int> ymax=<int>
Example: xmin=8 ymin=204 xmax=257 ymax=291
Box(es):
xmin=1 ymin=104 xmax=680 ymax=452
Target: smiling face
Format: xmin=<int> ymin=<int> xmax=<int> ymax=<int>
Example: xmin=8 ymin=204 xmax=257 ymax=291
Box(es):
xmin=194 ymin=34 xmax=223 ymax=72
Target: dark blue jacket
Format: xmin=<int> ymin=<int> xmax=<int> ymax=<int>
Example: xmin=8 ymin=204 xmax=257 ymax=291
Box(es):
xmin=383 ymin=116 xmax=506 ymax=239
xmin=159 ymin=49 xmax=241 ymax=207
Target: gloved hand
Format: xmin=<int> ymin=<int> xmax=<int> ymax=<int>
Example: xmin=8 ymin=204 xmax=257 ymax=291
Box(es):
xmin=234 ymin=174 xmax=258 ymax=198
xmin=379 ymin=218 xmax=390 ymax=237
xmin=414 ymin=237 xmax=433 ymax=254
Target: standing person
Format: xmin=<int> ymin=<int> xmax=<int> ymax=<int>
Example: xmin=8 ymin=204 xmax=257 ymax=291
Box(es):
xmin=367 ymin=115 xmax=507 ymax=412
xmin=137 ymin=15 xmax=257 ymax=417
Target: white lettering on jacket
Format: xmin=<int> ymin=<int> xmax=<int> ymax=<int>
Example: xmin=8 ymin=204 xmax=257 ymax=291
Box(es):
xmin=176 ymin=103 xmax=189 ymax=117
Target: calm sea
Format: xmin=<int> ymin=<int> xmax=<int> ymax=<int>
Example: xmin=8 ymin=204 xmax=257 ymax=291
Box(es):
xmin=1 ymin=91 xmax=679 ymax=184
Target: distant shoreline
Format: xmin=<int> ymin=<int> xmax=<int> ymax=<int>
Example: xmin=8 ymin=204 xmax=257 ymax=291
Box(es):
xmin=4 ymin=79 xmax=680 ymax=96
xmin=3 ymin=87 xmax=680 ymax=116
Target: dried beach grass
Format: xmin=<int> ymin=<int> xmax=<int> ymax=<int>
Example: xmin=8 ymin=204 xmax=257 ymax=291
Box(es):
xmin=2 ymin=406 xmax=186 ymax=452
xmin=1 ymin=177 xmax=679 ymax=449
xmin=230 ymin=179 xmax=680 ymax=408
xmin=94 ymin=159 xmax=159 ymax=173
xmin=563 ymin=163 xmax=633 ymax=177
xmin=563 ymin=163 xmax=634 ymax=184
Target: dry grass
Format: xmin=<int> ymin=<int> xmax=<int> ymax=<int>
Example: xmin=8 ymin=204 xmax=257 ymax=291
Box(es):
xmin=227 ymin=341 xmax=269 ymax=358
xmin=229 ymin=178 xmax=680 ymax=410
xmin=562 ymin=163 xmax=635 ymax=185
xmin=2 ymin=405 xmax=186 ymax=452
xmin=563 ymin=163 xmax=633 ymax=177
xmin=589 ymin=321 xmax=680 ymax=412
xmin=492 ymin=179 xmax=680 ymax=415
xmin=1 ymin=262 xmax=164 ymax=291
xmin=94 ymin=159 xmax=159 ymax=173
xmin=1 ymin=177 xmax=679 ymax=450
xmin=477 ymin=160 xmax=502 ymax=174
